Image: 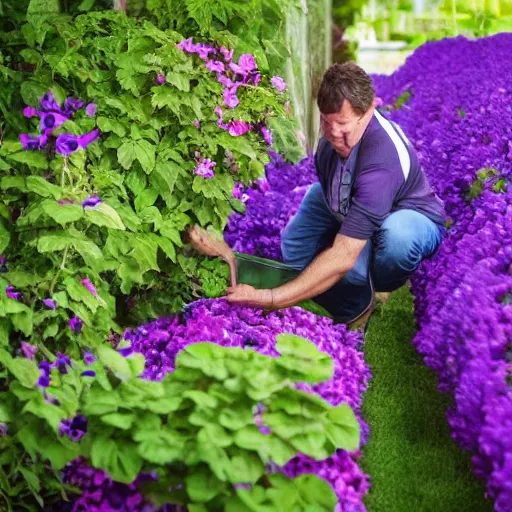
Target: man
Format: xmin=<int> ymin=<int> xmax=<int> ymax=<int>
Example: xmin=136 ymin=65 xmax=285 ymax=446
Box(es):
xmin=190 ymin=62 xmax=445 ymax=327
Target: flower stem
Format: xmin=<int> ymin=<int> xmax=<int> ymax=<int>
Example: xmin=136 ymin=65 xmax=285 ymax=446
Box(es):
xmin=50 ymin=244 xmax=70 ymax=294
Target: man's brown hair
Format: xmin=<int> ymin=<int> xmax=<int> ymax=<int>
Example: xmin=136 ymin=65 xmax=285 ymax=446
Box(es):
xmin=317 ymin=62 xmax=375 ymax=116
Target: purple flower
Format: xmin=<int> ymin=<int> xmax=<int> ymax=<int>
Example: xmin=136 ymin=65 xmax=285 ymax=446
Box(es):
xmin=21 ymin=341 xmax=38 ymax=360
xmin=192 ymin=119 xmax=201 ymax=129
xmin=5 ymin=286 xmax=21 ymax=301
xmin=39 ymin=111 xmax=68 ymax=132
xmin=43 ymin=298 xmax=57 ymax=310
xmin=217 ymin=74 xmax=233 ymax=88
xmin=38 ymin=361 xmax=51 ymax=388
xmin=39 ymin=92 xmax=60 ymax=112
xmin=81 ymin=370 xmax=96 ymax=377
xmin=176 ymin=37 xmax=196 ymax=53
xmin=85 ymin=103 xmax=97 ymax=117
xmin=0 ymin=424 xmax=7 ymax=437
xmin=56 ymin=129 xmax=100 ymax=156
xmin=81 ymin=278 xmax=98 ymax=296
xmin=84 ymin=351 xmax=95 ymax=365
xmin=271 ymin=76 xmax=286 ymax=92
xmin=194 ymin=158 xmax=216 ymax=179
xmin=59 ymin=415 xmax=87 ymax=442
xmin=23 ymin=106 xmax=37 ymax=118
xmin=220 ymin=46 xmax=234 ymax=61
xmin=214 ymin=106 xmax=223 ymax=118
xmin=82 ymin=195 xmax=102 ymax=208
xmin=155 ymin=74 xmax=166 ymax=85
xmin=223 ymin=87 xmax=239 ymax=109
xmin=230 ymin=54 xmax=257 ymax=75
xmin=19 ymin=133 xmax=47 ymax=151
xmin=69 ymin=316 xmax=83 ymax=334
xmin=64 ymin=97 xmax=85 ymax=113
xmin=261 ymin=126 xmax=273 ymax=146
xmin=253 ymin=73 xmax=262 ymax=86
xmin=227 ymin=120 xmax=252 ymax=137
xmin=0 ymin=256 xmax=6 ymax=272
xmin=232 ymin=183 xmax=244 ymax=199
xmin=53 ymin=353 xmax=71 ymax=374
xmin=206 ymin=60 xmax=225 ymax=73
xmin=196 ymin=44 xmax=217 ymax=61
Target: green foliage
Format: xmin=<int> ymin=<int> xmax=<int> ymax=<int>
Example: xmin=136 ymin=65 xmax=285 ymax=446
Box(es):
xmin=0 ymin=334 xmax=359 ymax=509
xmin=0 ymin=11 xmax=292 ymax=355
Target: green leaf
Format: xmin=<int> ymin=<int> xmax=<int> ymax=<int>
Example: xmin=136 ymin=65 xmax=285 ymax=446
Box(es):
xmin=37 ymin=234 xmax=69 ymax=253
xmin=97 ymin=346 xmax=132 ymax=382
xmin=42 ymin=201 xmax=83 ymax=225
xmin=151 ymin=160 xmax=179 ymax=202
xmin=22 ymin=395 xmax=66 ymax=431
xmin=186 ymin=467 xmax=225 ymax=503
xmin=157 ymin=236 xmax=176 ymax=262
xmin=325 ymin=404 xmax=360 ymax=452
xmin=0 ymin=350 xmax=39 ymax=388
xmin=101 ymin=412 xmax=136 ymax=430
xmin=73 ymin=239 xmax=105 ymax=271
xmin=82 ymin=388 xmax=119 ymax=415
xmin=134 ymin=188 xmax=158 ymax=212
xmin=166 ymin=72 xmax=190 ymax=92
xmin=128 ymin=235 xmax=159 ymax=273
xmin=65 ymin=277 xmax=98 ymax=313
xmin=0 ymin=221 xmax=10 ymax=254
xmin=97 ymin=116 xmax=127 ymax=137
xmin=85 ymin=202 xmax=126 ymax=230
xmin=26 ymin=176 xmax=62 ymax=198
xmin=40 ymin=436 xmax=80 ymax=469
xmin=226 ymin=452 xmax=265 ymax=484
xmin=91 ymin=436 xmax=143 ymax=484
xmin=118 ymin=141 xmax=136 ymax=170
xmin=294 ymin=474 xmax=338 ymax=509
xmin=7 ymin=151 xmax=48 ymax=170
xmin=134 ymin=139 xmax=156 ymax=174
xmin=137 ymin=429 xmax=183 ymax=464
xmin=125 ymin=168 xmax=146 ymax=196
xmin=1 ymin=176 xmax=27 ymax=191
xmin=125 ymin=353 xmax=145 ymax=377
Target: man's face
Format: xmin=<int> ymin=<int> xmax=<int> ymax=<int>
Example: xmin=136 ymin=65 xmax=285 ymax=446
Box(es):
xmin=320 ymin=100 xmax=365 ymax=157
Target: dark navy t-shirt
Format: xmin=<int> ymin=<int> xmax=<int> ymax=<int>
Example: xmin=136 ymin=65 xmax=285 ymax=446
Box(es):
xmin=315 ymin=110 xmax=445 ymax=240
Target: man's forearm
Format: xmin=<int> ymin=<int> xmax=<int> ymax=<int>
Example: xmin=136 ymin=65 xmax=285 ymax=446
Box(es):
xmin=271 ymin=246 xmax=351 ymax=308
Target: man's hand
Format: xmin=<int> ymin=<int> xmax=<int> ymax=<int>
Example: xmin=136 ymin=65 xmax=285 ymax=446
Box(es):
xmin=226 ymin=284 xmax=273 ymax=308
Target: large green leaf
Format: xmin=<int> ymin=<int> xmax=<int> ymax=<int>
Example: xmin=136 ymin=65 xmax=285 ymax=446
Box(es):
xmin=134 ymin=139 xmax=156 ymax=174
xmin=118 ymin=141 xmax=136 ymax=170
xmin=37 ymin=234 xmax=69 ymax=253
xmin=97 ymin=346 xmax=132 ymax=382
xmin=42 ymin=201 xmax=83 ymax=225
xmin=0 ymin=221 xmax=10 ymax=253
xmin=26 ymin=176 xmax=62 ymax=198
xmin=85 ymin=202 xmax=126 ymax=230
xmin=166 ymin=72 xmax=190 ymax=92
xmin=7 ymin=151 xmax=48 ymax=170
xmin=97 ymin=116 xmax=127 ymax=137
xmin=186 ymin=467 xmax=225 ymax=503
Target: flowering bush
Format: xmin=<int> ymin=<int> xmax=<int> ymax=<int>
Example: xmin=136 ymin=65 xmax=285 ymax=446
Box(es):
xmin=0 ymin=11 xmax=294 ymax=357
xmin=373 ymin=34 xmax=512 ymax=511
xmin=0 ymin=322 xmax=361 ymax=511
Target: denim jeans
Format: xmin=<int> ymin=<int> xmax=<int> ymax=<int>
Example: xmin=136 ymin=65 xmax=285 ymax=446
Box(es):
xmin=281 ymin=183 xmax=443 ymax=323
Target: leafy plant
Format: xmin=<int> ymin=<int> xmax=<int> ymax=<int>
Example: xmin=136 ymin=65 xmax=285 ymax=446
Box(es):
xmin=0 ymin=334 xmax=360 ymax=510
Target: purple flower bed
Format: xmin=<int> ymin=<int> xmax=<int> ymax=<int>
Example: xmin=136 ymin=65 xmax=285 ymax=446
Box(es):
xmin=373 ymin=34 xmax=512 ymax=511
xmin=63 ymin=300 xmax=370 ymax=511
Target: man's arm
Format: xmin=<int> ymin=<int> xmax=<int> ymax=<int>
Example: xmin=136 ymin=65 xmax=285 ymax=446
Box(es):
xmin=226 ymin=234 xmax=367 ymax=308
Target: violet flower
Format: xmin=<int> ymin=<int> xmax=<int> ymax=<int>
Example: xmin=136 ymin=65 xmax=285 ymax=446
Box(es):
xmin=223 ymin=86 xmax=239 ymax=109
xmin=229 ymin=54 xmax=257 ymax=75
xmin=21 ymin=341 xmax=38 ymax=360
xmin=206 ymin=60 xmax=225 ymax=73
xmin=261 ymin=126 xmax=273 ymax=145
xmin=271 ymin=76 xmax=286 ymax=92
xmin=194 ymin=158 xmax=216 ymax=179
xmin=176 ymin=37 xmax=196 ymax=53
xmin=39 ymin=92 xmax=60 ymax=112
xmin=84 ymin=351 xmax=95 ymax=365
xmin=0 ymin=256 xmax=6 ymax=272
xmin=43 ymin=298 xmax=57 ymax=310
xmin=64 ymin=97 xmax=85 ymax=113
xmin=38 ymin=361 xmax=51 ymax=388
xmin=85 ymin=103 xmax=97 ymax=117
xmin=59 ymin=415 xmax=87 ymax=442
xmin=5 ymin=286 xmax=21 ymax=301
xmin=19 ymin=133 xmax=47 ymax=151
xmin=192 ymin=119 xmax=201 ymax=129
xmin=155 ymin=74 xmax=166 ymax=85
xmin=81 ymin=278 xmax=98 ymax=296
xmin=53 ymin=353 xmax=71 ymax=374
xmin=81 ymin=370 xmax=96 ymax=377
xmin=69 ymin=316 xmax=84 ymax=334
xmin=56 ymin=129 xmax=100 ymax=156
xmin=82 ymin=195 xmax=101 ymax=208
xmin=220 ymin=46 xmax=234 ymax=61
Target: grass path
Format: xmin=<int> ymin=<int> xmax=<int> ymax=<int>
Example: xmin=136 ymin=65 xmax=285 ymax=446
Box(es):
xmin=361 ymin=286 xmax=493 ymax=512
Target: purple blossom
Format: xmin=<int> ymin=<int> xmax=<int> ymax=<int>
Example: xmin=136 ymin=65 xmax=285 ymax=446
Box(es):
xmin=155 ymin=73 xmax=166 ymax=85
xmin=81 ymin=278 xmax=98 ymax=296
xmin=229 ymin=54 xmax=257 ymax=75
xmin=23 ymin=106 xmax=37 ymax=118
xmin=217 ymin=74 xmax=233 ymax=88
xmin=206 ymin=60 xmax=225 ymax=73
xmin=56 ymin=129 xmax=100 ymax=156
xmin=5 ymin=286 xmax=21 ymax=301
xmin=177 ymin=37 xmax=196 ymax=53
xmin=85 ymin=103 xmax=97 ymax=117
xmin=193 ymin=158 xmax=216 ymax=179
xmin=39 ymin=92 xmax=60 ymax=112
xmin=223 ymin=86 xmax=239 ymax=109
xmin=39 ymin=111 xmax=69 ymax=132
xmin=64 ymin=97 xmax=85 ymax=113
xmin=214 ymin=106 xmax=223 ymax=118
xmin=0 ymin=256 xmax=6 ymax=272
xmin=192 ymin=119 xmax=201 ymax=129
xmin=227 ymin=120 xmax=252 ymax=137
xmin=19 ymin=133 xmax=47 ymax=151
xmin=59 ymin=415 xmax=87 ymax=442
xmin=271 ymin=76 xmax=286 ymax=92
xmin=0 ymin=424 xmax=7 ymax=437
xmin=220 ymin=46 xmax=234 ymax=61
xmin=81 ymin=370 xmax=96 ymax=377
xmin=84 ymin=351 xmax=95 ymax=365
xmin=38 ymin=361 xmax=51 ymax=388
xmin=232 ymin=183 xmax=244 ymax=199
xmin=21 ymin=341 xmax=38 ymax=360
xmin=82 ymin=195 xmax=101 ymax=208
xmin=53 ymin=353 xmax=71 ymax=374
xmin=261 ymin=126 xmax=273 ymax=145
xmin=42 ymin=298 xmax=57 ymax=310
xmin=69 ymin=316 xmax=84 ymax=334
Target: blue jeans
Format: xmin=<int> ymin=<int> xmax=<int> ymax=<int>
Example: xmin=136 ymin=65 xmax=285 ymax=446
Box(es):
xmin=281 ymin=183 xmax=443 ymax=323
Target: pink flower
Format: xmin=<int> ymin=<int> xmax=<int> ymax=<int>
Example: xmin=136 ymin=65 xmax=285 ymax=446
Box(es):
xmin=217 ymin=74 xmax=233 ymax=88
xmin=21 ymin=342 xmax=38 ymax=360
xmin=177 ymin=38 xmax=195 ymax=53
xmin=227 ymin=120 xmax=252 ymax=137
xmin=253 ymin=73 xmax=261 ymax=86
xmin=220 ymin=46 xmax=234 ymax=61
xmin=23 ymin=107 xmax=37 ymax=118
xmin=194 ymin=158 xmax=216 ymax=179
xmin=192 ymin=119 xmax=201 ymax=129
xmin=232 ymin=183 xmax=244 ymax=199
xmin=230 ymin=54 xmax=257 ymax=75
xmin=85 ymin=103 xmax=97 ymax=117
xmin=81 ymin=278 xmax=98 ymax=296
xmin=5 ymin=286 xmax=21 ymax=300
xmin=214 ymin=106 xmax=223 ymax=118
xmin=43 ymin=298 xmax=57 ymax=310
xmin=271 ymin=76 xmax=286 ymax=92
xmin=155 ymin=74 xmax=166 ymax=85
